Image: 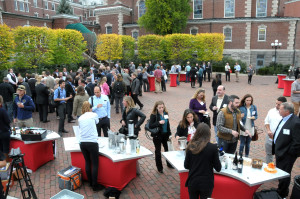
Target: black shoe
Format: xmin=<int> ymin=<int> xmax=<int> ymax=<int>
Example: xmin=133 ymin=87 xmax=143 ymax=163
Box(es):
xmin=43 ymin=120 xmax=50 ymax=123
xmin=158 ymin=169 xmax=163 ymax=173
xmin=167 ymin=164 xmax=174 ymax=169
xmin=62 ymin=130 xmax=69 ymax=133
xmin=92 ymin=184 xmax=105 ymax=192
xmin=139 ymin=105 xmax=144 ymax=110
xmin=116 ymin=112 xmax=119 ymax=114
xmin=68 ymin=121 xmax=75 ymax=123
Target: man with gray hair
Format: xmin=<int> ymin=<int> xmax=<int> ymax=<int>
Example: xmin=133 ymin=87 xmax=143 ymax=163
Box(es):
xmin=272 ymin=102 xmax=300 ymax=198
xmin=0 ymin=77 xmax=15 ymax=121
xmin=35 ymin=78 xmax=50 ymax=123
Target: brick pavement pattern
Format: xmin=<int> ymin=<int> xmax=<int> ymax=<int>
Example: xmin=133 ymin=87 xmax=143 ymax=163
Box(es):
xmin=8 ymin=74 xmax=300 ymax=199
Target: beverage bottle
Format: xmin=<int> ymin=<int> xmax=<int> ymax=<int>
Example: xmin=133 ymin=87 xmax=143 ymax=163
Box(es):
xmin=232 ymin=152 xmax=238 ymax=170
xmin=126 ymin=138 xmax=131 ymax=155
xmin=238 ymin=153 xmax=243 ymax=173
xmin=136 ymin=138 xmax=140 ymax=154
xmin=12 ymin=124 xmax=16 ymax=135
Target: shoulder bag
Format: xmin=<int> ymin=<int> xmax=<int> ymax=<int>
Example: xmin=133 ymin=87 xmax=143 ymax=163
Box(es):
xmin=145 ymin=114 xmax=160 ymax=137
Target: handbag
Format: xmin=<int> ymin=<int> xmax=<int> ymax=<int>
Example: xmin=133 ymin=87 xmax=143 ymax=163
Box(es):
xmin=144 ymin=113 xmax=160 ymax=137
xmin=252 ymin=126 xmax=259 ymax=141
xmin=156 ymin=77 xmax=161 ymax=83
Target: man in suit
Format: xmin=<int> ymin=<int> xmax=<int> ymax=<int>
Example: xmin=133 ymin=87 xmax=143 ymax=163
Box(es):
xmin=209 ymin=85 xmax=229 ymax=145
xmin=272 ymin=102 xmax=300 ymax=198
xmin=65 ymin=76 xmax=76 ymax=123
xmin=35 ymin=78 xmax=50 ymax=123
xmin=0 ymin=77 xmax=15 ymax=122
xmin=131 ymin=73 xmax=143 ymax=110
xmin=206 ymin=62 xmax=212 ymax=82
xmin=86 ymin=77 xmax=95 ymax=96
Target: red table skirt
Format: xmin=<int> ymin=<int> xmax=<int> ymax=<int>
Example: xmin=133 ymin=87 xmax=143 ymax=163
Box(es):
xmin=277 ymin=75 xmax=287 ymax=89
xmin=179 ymin=172 xmax=261 ymax=199
xmin=283 ymin=79 xmax=294 ymax=97
xmin=70 ymin=152 xmax=137 ymax=190
xmin=179 ymin=74 xmax=186 ymax=82
xmin=10 ymin=140 xmax=54 ymax=171
xmin=169 ymin=74 xmax=177 ymax=87
xmin=148 ymin=76 xmax=155 ymax=92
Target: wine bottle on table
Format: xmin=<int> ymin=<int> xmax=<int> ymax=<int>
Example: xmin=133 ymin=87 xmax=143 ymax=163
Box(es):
xmin=238 ymin=153 xmax=243 ymax=173
xmin=232 ymin=151 xmax=238 ymax=170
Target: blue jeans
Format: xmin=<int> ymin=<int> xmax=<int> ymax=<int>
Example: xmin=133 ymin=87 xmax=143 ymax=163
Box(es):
xmin=4 ymin=101 xmax=13 ymax=122
xmin=186 ymin=71 xmax=190 ymax=82
xmin=239 ymin=135 xmax=251 ymax=157
xmin=219 ymin=138 xmax=237 ymax=154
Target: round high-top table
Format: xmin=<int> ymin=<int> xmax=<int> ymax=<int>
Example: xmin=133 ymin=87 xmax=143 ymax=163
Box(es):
xmin=169 ymin=73 xmax=178 ymax=87
xmin=277 ymin=74 xmax=287 ymax=89
xmin=283 ymin=78 xmax=295 ymax=97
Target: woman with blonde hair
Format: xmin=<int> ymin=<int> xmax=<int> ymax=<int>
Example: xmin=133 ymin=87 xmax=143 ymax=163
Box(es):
xmin=149 ymin=101 xmax=172 ymax=173
xmin=77 ymin=101 xmax=103 ymax=191
xmin=189 ymin=88 xmax=207 ymax=123
xmin=73 ymin=86 xmax=89 ymax=118
xmin=120 ymin=96 xmax=146 ymax=136
xmin=184 ymin=123 xmax=221 ymax=199
xmin=99 ymin=76 xmax=110 ymax=96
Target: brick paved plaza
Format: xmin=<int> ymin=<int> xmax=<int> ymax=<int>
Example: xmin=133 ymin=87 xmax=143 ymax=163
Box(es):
xmin=7 ymin=74 xmax=300 ymax=199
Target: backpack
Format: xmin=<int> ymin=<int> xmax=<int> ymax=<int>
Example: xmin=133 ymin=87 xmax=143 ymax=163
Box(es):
xmin=114 ymin=82 xmax=123 ymax=94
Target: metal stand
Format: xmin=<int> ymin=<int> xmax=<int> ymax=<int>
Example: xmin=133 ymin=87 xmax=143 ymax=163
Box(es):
xmin=4 ymin=154 xmax=37 ymax=199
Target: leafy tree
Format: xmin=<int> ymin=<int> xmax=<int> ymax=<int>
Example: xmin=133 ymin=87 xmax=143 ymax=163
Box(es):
xmin=121 ymin=35 xmax=135 ymax=64
xmin=95 ymin=34 xmax=123 ymax=64
xmin=138 ymin=0 xmax=192 ymax=35
xmin=163 ymin=34 xmax=193 ymax=63
xmin=137 ymin=35 xmax=164 ymax=61
xmin=13 ymin=26 xmax=56 ymax=68
xmin=57 ymin=0 xmax=73 ymax=15
xmin=194 ymin=33 xmax=224 ymax=62
xmin=53 ymin=29 xmax=87 ymax=66
xmin=0 ymin=24 xmax=15 ymax=70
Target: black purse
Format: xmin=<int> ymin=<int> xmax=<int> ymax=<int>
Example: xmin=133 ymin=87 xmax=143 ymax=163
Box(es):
xmin=145 ymin=113 xmax=160 ymax=137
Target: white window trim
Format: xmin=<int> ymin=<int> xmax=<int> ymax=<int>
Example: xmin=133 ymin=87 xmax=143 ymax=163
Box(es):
xmin=137 ymin=0 xmax=146 ymax=18
xmin=131 ymin=29 xmax=139 ymax=39
xmin=44 ymin=1 xmax=48 ymax=10
xmin=189 ymin=26 xmax=199 ymax=35
xmin=257 ymin=25 xmax=267 ymax=42
xmin=33 ymin=0 xmax=38 ymax=8
xmin=223 ymin=25 xmax=232 ymax=42
xmin=224 ymin=0 xmax=235 ymax=18
xmin=15 ymin=0 xmax=18 ymax=11
xmin=256 ymin=0 xmax=267 ymax=17
xmin=52 ymin=3 xmax=55 ymax=11
xmin=193 ymin=0 xmax=203 ymax=19
xmin=34 ymin=12 xmax=39 ymax=17
xmin=105 ymin=23 xmax=113 ymax=34
xmin=45 ymin=14 xmax=49 ymax=19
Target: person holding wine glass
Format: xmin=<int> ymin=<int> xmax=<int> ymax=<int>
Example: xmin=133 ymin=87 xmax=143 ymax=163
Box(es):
xmin=175 ymin=109 xmax=199 ymax=142
xmin=189 ymin=89 xmax=208 ymax=123
xmin=184 ymin=123 xmax=221 ymax=199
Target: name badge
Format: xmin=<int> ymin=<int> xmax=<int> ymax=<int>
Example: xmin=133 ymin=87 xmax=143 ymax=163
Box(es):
xmin=200 ymin=102 xmax=204 ymax=106
xmin=223 ymin=104 xmax=227 ymax=107
xmin=252 ymin=111 xmax=256 ymax=115
xmin=164 ymin=115 xmax=169 ymax=119
xmin=283 ymin=129 xmax=290 ymax=135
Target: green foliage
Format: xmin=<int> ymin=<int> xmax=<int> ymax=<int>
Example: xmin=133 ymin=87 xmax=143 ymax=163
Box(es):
xmin=52 ymin=29 xmax=87 ymax=65
xmin=13 ymin=26 xmax=56 ymax=69
xmin=95 ymin=34 xmax=123 ymax=62
xmin=0 ymin=24 xmax=15 ymax=70
xmin=137 ymin=35 xmax=164 ymax=61
xmin=257 ymin=62 xmax=290 ymax=75
xmin=163 ymin=34 xmax=193 ymax=63
xmin=212 ymin=57 xmax=247 ymax=73
xmin=57 ymin=0 xmax=73 ymax=15
xmin=138 ymin=0 xmax=192 ymax=35
xmin=121 ymin=35 xmax=135 ymax=63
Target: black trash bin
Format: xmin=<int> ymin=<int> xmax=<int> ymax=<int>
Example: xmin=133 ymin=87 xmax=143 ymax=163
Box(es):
xmin=291 ymin=175 xmax=300 ymax=199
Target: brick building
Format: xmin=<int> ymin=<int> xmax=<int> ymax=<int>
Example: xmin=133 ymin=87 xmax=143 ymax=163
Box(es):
xmin=1 ymin=0 xmax=300 ymax=68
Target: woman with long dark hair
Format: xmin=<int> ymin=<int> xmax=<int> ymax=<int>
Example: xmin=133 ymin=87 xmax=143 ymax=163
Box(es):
xmin=238 ymin=94 xmax=257 ymax=157
xmin=184 ymin=123 xmax=221 ymax=199
xmin=149 ymin=101 xmax=172 ymax=173
xmin=175 ymin=109 xmax=199 ymax=142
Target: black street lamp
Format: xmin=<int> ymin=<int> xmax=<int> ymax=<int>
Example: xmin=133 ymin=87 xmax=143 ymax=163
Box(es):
xmin=271 ymin=40 xmax=282 ymax=73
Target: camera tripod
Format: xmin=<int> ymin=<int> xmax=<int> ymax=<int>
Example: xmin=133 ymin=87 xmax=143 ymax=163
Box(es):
xmin=4 ymin=154 xmax=37 ymax=199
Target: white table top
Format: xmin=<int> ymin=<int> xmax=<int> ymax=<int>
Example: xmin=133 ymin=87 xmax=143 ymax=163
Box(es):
xmin=10 ymin=129 xmax=60 ymax=144
xmin=63 ymin=137 xmax=153 ymax=163
xmin=162 ymin=151 xmax=290 ymax=187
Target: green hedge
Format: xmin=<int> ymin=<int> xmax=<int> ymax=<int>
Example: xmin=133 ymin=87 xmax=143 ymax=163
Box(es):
xmin=212 ymin=57 xmax=247 ymax=73
xmin=257 ymin=62 xmax=290 ymax=75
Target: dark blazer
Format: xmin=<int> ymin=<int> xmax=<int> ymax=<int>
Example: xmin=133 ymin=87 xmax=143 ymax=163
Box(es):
xmin=65 ymin=81 xmax=76 ymax=102
xmin=0 ymin=82 xmax=15 ymax=103
xmin=35 ymin=83 xmax=49 ymax=105
xmin=121 ymin=108 xmax=146 ymax=136
xmin=189 ymin=68 xmax=197 ymax=79
xmin=272 ymin=114 xmax=300 ymax=160
xmin=131 ymin=78 xmax=140 ymax=95
xmin=184 ymin=142 xmax=221 ymax=189
xmin=28 ymin=78 xmax=37 ymax=95
xmin=85 ymin=86 xmax=93 ymax=96
xmin=149 ymin=113 xmax=171 ymax=137
xmin=87 ymin=83 xmax=95 ymax=96
xmin=106 ymin=73 xmax=113 ymax=87
xmin=175 ymin=120 xmax=199 ymax=138
xmin=209 ymin=94 xmax=229 ymax=126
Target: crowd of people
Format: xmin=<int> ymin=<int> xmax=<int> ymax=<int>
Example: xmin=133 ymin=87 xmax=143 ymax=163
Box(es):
xmin=0 ymin=62 xmax=299 ymax=199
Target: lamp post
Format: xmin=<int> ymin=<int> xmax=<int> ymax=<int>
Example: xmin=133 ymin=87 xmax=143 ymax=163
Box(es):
xmin=271 ymin=40 xmax=282 ymax=74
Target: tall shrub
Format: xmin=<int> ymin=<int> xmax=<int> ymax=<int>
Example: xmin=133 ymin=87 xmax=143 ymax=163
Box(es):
xmin=95 ymin=34 xmax=123 ymax=63
xmin=0 ymin=24 xmax=15 ymax=70
xmin=137 ymin=35 xmax=164 ymax=62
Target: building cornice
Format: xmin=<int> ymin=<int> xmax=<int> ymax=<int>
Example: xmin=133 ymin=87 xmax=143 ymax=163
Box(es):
xmin=2 ymin=12 xmax=52 ymax=22
xmin=94 ymin=6 xmax=132 ymax=16
xmin=51 ymin=14 xmax=79 ymax=20
xmin=188 ymin=17 xmax=300 ymax=24
xmin=285 ymin=0 xmax=300 ymax=5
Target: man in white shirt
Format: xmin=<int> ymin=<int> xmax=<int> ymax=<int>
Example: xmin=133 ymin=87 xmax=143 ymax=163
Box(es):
xmin=7 ymin=68 xmax=18 ymax=91
xmin=264 ymin=96 xmax=286 ymax=163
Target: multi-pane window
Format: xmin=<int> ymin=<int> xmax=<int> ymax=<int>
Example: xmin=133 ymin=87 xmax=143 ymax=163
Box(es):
xmin=256 ymin=55 xmax=265 ymax=68
xmin=106 ymin=26 xmax=112 ymax=34
xmin=52 ymin=3 xmax=55 ymax=11
xmin=223 ymin=27 xmax=232 ymax=41
xmin=258 ymin=27 xmax=266 ymax=41
xmin=25 ymin=0 xmax=29 ymax=12
xmin=45 ymin=14 xmax=49 ymax=19
xmin=193 ymin=0 xmax=203 ymax=19
xmin=19 ymin=1 xmax=25 ymax=11
xmin=14 ymin=0 xmax=18 ymax=11
xmin=79 ymin=16 xmax=83 ymax=22
xmin=33 ymin=0 xmax=38 ymax=8
xmin=139 ymin=1 xmax=146 ymax=18
xmin=132 ymin=31 xmax=139 ymax=40
xmin=256 ymin=0 xmax=267 ymax=17
xmin=225 ymin=0 xmax=235 ymax=17
xmin=190 ymin=29 xmax=198 ymax=35
xmin=44 ymin=1 xmax=48 ymax=10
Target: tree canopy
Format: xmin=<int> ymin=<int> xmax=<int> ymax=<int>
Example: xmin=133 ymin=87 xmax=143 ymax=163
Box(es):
xmin=138 ymin=0 xmax=192 ymax=35
xmin=57 ymin=0 xmax=73 ymax=15
xmin=0 ymin=24 xmax=15 ymax=70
